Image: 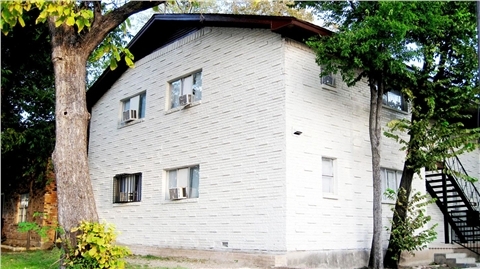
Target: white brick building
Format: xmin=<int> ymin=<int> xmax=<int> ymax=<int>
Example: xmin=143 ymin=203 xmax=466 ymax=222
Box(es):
xmin=87 ymin=14 xmax=480 ymax=268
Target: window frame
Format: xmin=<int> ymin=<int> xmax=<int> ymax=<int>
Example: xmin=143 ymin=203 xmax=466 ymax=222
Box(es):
xmin=321 ymin=73 xmax=336 ymax=88
xmin=168 ymin=70 xmax=202 ymax=110
xmin=18 ymin=193 xmax=29 ymax=223
xmin=322 ymin=157 xmax=337 ymax=197
xmin=381 ymin=168 xmax=402 ymax=202
xmin=165 ymin=165 xmax=200 ymax=200
xmin=120 ymin=91 xmax=146 ymax=123
xmin=113 ymin=173 xmax=142 ymax=203
xmin=382 ymin=89 xmax=407 ymax=112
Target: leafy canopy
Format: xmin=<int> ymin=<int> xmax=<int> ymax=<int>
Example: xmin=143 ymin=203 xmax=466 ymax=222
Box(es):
xmin=1 ymin=0 xmax=135 ymax=71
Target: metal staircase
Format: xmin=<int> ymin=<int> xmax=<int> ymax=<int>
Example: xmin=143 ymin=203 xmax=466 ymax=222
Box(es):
xmin=425 ymin=157 xmax=480 ymax=255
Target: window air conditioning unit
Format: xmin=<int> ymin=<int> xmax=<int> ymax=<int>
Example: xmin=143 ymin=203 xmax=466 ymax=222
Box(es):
xmin=169 ymin=187 xmax=187 ymax=200
xmin=179 ymin=94 xmax=192 ymax=106
xmin=123 ymin=109 xmax=137 ymax=122
xmin=322 ymin=75 xmax=335 ymax=87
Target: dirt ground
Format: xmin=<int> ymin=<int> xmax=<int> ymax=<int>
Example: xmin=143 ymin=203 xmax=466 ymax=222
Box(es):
xmin=125 ymin=255 xmax=268 ymax=269
xmin=125 ymin=255 xmax=450 ymax=269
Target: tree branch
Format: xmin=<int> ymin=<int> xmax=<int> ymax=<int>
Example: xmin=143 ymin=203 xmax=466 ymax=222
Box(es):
xmin=83 ymin=1 xmax=165 ymax=55
xmin=92 ymin=1 xmax=102 ymax=27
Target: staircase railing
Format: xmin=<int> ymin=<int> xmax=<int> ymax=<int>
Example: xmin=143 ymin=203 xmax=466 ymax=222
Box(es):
xmin=443 ymin=156 xmax=480 ymax=255
xmin=451 ymin=215 xmax=480 ymax=255
xmin=444 ymin=156 xmax=480 ymax=212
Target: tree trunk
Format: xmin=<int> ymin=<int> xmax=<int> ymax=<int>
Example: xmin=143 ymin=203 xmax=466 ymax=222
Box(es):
xmin=384 ymin=114 xmax=419 ymax=268
xmin=368 ymin=80 xmax=384 ymax=269
xmin=50 ymin=42 xmax=98 ymax=249
xmin=383 ymin=161 xmax=415 ymax=268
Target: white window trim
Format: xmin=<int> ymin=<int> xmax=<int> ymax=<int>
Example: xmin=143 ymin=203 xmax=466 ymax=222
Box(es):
xmin=166 ymin=70 xmax=202 ymax=112
xmin=381 ymin=167 xmax=402 ymax=204
xmin=164 ymin=165 xmax=200 ymax=202
xmin=119 ymin=91 xmax=146 ymax=127
xmin=322 ymin=157 xmax=338 ymax=199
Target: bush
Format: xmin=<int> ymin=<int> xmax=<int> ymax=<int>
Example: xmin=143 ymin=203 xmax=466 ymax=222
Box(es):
xmin=64 ymin=221 xmax=131 ymax=268
xmin=385 ymin=188 xmax=438 ymax=264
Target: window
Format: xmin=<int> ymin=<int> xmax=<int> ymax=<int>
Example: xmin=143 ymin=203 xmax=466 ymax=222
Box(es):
xmin=322 ymin=157 xmax=336 ymax=195
xmin=18 ymin=193 xmax=29 ymax=223
xmin=170 ymin=71 xmax=202 ymax=109
xmin=383 ymin=89 xmax=407 ymax=112
xmin=166 ymin=165 xmax=199 ymax=200
xmin=321 ymin=73 xmax=336 ymax=87
xmin=113 ymin=173 xmax=142 ymax=203
xmin=381 ymin=168 xmax=402 ymax=201
xmin=121 ymin=92 xmax=146 ymax=122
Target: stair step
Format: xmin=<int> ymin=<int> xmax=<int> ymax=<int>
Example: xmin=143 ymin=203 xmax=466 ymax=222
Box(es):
xmin=449 ymin=205 xmax=468 ymax=209
xmin=426 ymin=173 xmax=445 ymax=177
xmin=429 ymin=184 xmax=455 ymax=188
xmin=446 ymin=253 xmax=468 ymax=259
xmin=434 ymin=253 xmax=477 ymax=268
xmin=446 ymin=199 xmax=464 ymax=203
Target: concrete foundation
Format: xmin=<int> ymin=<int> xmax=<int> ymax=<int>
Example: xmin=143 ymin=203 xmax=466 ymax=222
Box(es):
xmin=285 ymin=249 xmax=370 ymax=268
xmin=127 ymin=243 xmax=479 ymax=269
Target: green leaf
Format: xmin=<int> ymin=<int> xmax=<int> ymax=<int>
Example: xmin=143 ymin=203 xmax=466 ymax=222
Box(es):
xmin=76 ymin=18 xmax=85 ymax=32
xmin=125 ymin=56 xmax=134 ymax=68
xmin=17 ymin=16 xmax=25 ymax=27
xmin=55 ymin=18 xmax=64 ymax=27
xmin=109 ymin=58 xmax=118 ymax=70
xmin=56 ymin=5 xmax=64 ymax=15
xmin=80 ymin=9 xmax=93 ymax=19
xmin=65 ymin=16 xmax=75 ymax=26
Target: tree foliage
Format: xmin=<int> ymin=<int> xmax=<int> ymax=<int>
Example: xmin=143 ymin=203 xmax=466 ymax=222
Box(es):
xmin=385 ymin=1 xmax=480 ymax=172
xmin=1 ymin=8 xmax=55 ymax=192
xmin=305 ymin=2 xmax=417 ymax=268
xmin=1 ymin=2 xmax=164 ymax=267
xmin=382 ymin=3 xmax=479 ymax=266
xmin=384 ymin=188 xmax=437 ymax=265
xmin=159 ymin=0 xmax=314 ymax=22
xmin=302 ymin=1 xmax=480 ymax=268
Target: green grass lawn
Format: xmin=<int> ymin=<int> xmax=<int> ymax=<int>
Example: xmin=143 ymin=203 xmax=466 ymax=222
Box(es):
xmin=0 ymin=249 xmax=185 ymax=269
xmin=1 ymin=249 xmax=61 ymax=269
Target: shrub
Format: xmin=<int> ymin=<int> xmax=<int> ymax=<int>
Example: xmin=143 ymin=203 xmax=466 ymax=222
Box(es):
xmin=64 ymin=221 xmax=131 ymax=269
xmin=385 ymin=188 xmax=438 ymax=264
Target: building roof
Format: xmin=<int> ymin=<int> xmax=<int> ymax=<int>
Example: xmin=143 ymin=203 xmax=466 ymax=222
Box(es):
xmin=86 ymin=13 xmax=332 ymax=110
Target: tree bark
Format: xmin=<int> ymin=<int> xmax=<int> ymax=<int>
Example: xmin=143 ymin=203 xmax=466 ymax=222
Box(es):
xmin=368 ymin=80 xmax=384 ymax=269
xmin=45 ymin=3 xmax=165 ymax=253
xmin=384 ymin=114 xmax=419 ymax=268
xmin=382 ymin=162 xmax=415 ymax=268
xmin=50 ymin=40 xmax=97 ymax=247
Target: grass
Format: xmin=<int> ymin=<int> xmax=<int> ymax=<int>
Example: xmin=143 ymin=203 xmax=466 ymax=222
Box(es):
xmin=1 ymin=249 xmax=187 ymax=269
xmin=1 ymin=249 xmax=61 ymax=269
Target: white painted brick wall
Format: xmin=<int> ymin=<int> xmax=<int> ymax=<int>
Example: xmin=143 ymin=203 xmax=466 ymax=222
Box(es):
xmin=283 ymin=39 xmax=424 ymax=251
xmin=89 ymin=27 xmax=288 ymax=253
xmin=89 ymin=25 xmax=478 ymax=254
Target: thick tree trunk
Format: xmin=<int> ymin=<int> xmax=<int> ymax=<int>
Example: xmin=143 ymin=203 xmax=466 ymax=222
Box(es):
xmin=368 ymin=81 xmax=384 ymax=269
xmin=51 ymin=43 xmax=98 ymax=247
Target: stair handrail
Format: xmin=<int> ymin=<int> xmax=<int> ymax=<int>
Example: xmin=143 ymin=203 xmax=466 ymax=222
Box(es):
xmin=444 ymin=155 xmax=480 ymax=212
xmin=450 ymin=215 xmax=480 ymax=255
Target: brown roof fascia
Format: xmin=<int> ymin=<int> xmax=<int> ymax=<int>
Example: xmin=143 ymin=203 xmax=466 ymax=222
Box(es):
xmin=86 ymin=14 xmax=332 ymax=110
